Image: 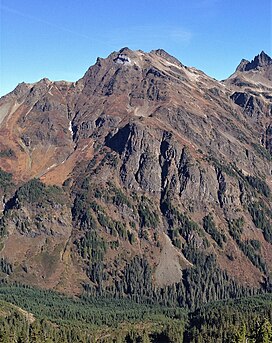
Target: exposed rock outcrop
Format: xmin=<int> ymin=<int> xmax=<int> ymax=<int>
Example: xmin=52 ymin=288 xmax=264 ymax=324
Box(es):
xmin=0 ymin=49 xmax=271 ymax=295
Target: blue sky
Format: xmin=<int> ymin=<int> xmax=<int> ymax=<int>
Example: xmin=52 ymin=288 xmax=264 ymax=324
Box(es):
xmin=0 ymin=0 xmax=271 ymax=96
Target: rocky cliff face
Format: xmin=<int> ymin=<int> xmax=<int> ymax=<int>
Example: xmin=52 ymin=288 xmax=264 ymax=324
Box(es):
xmin=235 ymin=51 xmax=272 ymax=73
xmin=0 ymin=49 xmax=271 ymax=302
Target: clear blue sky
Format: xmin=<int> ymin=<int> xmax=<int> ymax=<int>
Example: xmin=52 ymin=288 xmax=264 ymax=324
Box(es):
xmin=0 ymin=0 xmax=271 ymax=96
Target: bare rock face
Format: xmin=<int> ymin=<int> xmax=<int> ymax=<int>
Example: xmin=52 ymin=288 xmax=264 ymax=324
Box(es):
xmin=236 ymin=51 xmax=272 ymax=72
xmin=265 ymin=124 xmax=272 ymax=154
xmin=0 ymin=48 xmax=272 ymax=298
xmin=0 ymin=79 xmax=76 ymax=181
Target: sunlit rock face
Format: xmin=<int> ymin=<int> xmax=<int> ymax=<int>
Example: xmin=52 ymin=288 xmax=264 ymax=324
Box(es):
xmin=0 ymin=48 xmax=271 ymax=294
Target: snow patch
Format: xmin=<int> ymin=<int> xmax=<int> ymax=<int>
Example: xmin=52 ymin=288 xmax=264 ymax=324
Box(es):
xmin=68 ymin=121 xmax=73 ymax=136
xmin=114 ymin=54 xmax=131 ymax=65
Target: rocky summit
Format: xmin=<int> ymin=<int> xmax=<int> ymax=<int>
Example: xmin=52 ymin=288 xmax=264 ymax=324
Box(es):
xmin=0 ymin=48 xmax=271 ymax=305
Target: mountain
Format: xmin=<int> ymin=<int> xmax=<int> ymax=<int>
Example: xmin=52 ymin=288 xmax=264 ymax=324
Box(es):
xmin=0 ymin=49 xmax=271 ymax=307
xmin=235 ymin=51 xmax=272 ymax=72
xmin=224 ymin=50 xmax=272 ymax=153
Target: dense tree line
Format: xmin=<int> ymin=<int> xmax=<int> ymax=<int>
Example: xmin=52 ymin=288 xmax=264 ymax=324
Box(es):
xmin=82 ymin=244 xmax=259 ymax=310
xmin=185 ymin=294 xmax=272 ymax=342
xmin=0 ymin=285 xmax=270 ymax=342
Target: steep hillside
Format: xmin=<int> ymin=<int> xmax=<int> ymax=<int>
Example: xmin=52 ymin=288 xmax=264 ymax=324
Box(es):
xmin=0 ymin=48 xmax=271 ymax=306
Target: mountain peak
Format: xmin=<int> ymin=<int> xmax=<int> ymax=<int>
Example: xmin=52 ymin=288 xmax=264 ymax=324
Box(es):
xmin=118 ymin=47 xmax=133 ymax=54
xmin=235 ymin=59 xmax=250 ymax=72
xmin=150 ymin=49 xmax=184 ymax=67
xmin=258 ymin=50 xmax=272 ymax=66
xmin=236 ymin=51 xmax=272 ymax=72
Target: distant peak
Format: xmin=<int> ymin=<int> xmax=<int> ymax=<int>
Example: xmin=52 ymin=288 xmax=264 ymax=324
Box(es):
xmin=151 ymin=49 xmax=169 ymax=56
xmin=11 ymin=80 xmax=51 ymax=97
xmin=236 ymin=51 xmax=272 ymax=72
xmin=38 ymin=77 xmax=52 ymax=83
xmin=236 ymin=59 xmax=250 ymax=72
xmin=119 ymin=47 xmax=132 ymax=54
xmin=150 ymin=49 xmax=183 ymax=67
xmin=258 ymin=50 xmax=272 ymax=64
xmin=12 ymin=82 xmax=31 ymax=97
